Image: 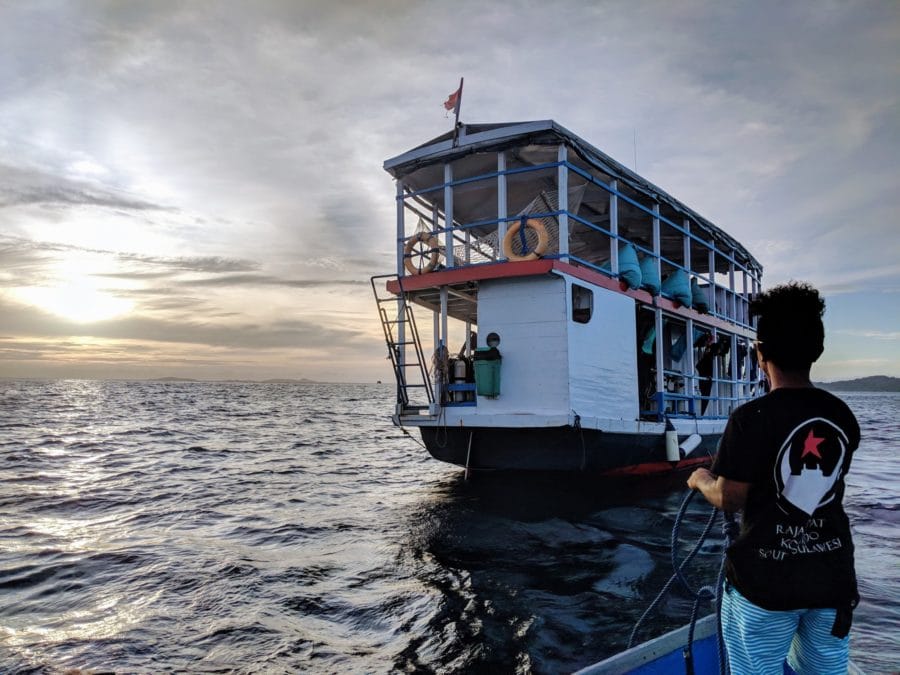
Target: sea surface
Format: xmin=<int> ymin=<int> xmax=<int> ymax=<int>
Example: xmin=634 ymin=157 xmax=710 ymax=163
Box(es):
xmin=0 ymin=381 xmax=896 ymax=674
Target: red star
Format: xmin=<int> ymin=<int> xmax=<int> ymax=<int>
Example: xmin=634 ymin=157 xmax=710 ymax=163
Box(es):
xmin=801 ymin=429 xmax=825 ymax=460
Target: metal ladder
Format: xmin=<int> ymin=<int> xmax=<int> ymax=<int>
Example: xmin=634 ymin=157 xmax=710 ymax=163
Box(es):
xmin=370 ymin=274 xmax=434 ymax=413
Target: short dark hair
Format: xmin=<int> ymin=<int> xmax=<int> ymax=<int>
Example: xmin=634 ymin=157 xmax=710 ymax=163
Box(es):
xmin=750 ymin=281 xmax=825 ymax=371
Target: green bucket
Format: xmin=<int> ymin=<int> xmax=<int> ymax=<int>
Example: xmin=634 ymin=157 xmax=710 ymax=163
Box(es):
xmin=473 ymin=347 xmax=501 ymax=397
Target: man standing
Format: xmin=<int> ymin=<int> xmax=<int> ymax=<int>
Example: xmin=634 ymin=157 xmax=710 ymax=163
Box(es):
xmin=688 ymin=282 xmax=860 ymax=674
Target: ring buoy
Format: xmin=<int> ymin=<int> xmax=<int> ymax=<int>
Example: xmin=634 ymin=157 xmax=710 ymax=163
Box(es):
xmin=502 ymin=218 xmax=549 ymax=261
xmin=403 ymin=232 xmax=440 ymax=275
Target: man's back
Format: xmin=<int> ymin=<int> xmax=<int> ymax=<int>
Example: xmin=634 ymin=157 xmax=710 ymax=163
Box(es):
xmin=714 ymin=386 xmax=860 ymax=611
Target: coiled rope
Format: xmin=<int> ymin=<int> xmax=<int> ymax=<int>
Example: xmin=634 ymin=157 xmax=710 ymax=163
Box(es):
xmin=628 ymin=490 xmax=739 ymax=675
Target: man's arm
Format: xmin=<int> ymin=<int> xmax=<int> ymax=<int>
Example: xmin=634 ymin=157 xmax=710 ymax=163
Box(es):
xmin=687 ymin=468 xmax=750 ymax=512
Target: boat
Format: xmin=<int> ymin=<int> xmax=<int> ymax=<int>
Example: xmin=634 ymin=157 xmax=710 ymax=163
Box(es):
xmin=371 ymin=120 xmax=764 ymax=474
xmin=573 ymin=614 xmax=866 ymax=674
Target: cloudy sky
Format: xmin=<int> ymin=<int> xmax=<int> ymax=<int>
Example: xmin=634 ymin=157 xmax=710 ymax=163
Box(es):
xmin=1 ymin=0 xmax=898 ymax=382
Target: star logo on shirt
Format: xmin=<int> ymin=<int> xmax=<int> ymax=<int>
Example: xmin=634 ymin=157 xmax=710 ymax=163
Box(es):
xmin=775 ymin=418 xmax=848 ymax=516
xmin=800 ymin=429 xmax=825 ymax=460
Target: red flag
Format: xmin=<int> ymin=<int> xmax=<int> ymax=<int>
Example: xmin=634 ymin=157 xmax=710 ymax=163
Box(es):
xmin=443 ymin=87 xmax=461 ymax=112
xmin=445 ymin=78 xmax=464 ymax=147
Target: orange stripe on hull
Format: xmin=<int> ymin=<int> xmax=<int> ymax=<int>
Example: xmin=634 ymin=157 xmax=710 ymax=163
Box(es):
xmin=600 ymin=455 xmax=712 ymax=477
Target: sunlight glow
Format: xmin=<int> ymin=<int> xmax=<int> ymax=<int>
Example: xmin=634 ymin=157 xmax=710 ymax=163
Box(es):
xmin=13 ymin=279 xmax=134 ymax=323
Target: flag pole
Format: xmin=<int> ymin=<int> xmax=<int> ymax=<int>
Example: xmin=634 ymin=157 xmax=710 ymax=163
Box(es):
xmin=452 ymin=77 xmax=464 ymax=148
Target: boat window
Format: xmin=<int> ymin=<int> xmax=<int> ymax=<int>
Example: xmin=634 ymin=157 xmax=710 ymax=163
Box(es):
xmin=572 ymin=284 xmax=593 ymax=323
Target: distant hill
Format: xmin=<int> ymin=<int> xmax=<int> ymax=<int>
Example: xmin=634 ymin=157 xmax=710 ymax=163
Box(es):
xmin=149 ymin=377 xmax=322 ymax=384
xmin=817 ymin=376 xmax=900 ymax=392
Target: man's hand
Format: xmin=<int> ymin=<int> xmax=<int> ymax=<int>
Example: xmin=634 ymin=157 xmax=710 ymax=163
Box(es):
xmin=687 ymin=468 xmax=750 ymax=512
xmin=687 ymin=467 xmax=715 ymax=491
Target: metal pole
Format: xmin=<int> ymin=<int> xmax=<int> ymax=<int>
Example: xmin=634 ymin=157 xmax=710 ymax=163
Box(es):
xmin=498 ymin=151 xmax=507 ymax=261
xmin=684 ymin=219 xmax=694 ymax=413
xmin=610 ymin=179 xmax=618 ymax=275
xmin=653 ymin=203 xmax=664 ymax=418
xmin=444 ymin=163 xmax=454 ymax=269
xmin=557 ymin=145 xmax=569 ymax=260
xmin=396 ymin=180 xmax=406 ymax=388
xmin=451 ymin=77 xmax=463 ymax=148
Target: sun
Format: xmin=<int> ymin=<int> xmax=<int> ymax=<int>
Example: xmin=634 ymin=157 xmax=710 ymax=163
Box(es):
xmin=13 ymin=278 xmax=134 ymax=324
xmin=10 ymin=251 xmax=136 ymax=324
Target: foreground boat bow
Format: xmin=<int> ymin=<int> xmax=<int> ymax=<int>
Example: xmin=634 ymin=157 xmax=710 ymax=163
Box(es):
xmin=573 ymin=615 xmax=866 ymax=674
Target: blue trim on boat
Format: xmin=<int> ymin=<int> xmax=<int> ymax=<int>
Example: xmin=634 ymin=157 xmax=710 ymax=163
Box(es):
xmin=573 ymin=614 xmax=865 ymax=674
xmin=574 ymin=615 xmax=718 ymax=675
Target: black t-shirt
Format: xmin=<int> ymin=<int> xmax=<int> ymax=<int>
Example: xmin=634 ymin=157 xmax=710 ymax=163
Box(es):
xmin=712 ymin=387 xmax=860 ymax=611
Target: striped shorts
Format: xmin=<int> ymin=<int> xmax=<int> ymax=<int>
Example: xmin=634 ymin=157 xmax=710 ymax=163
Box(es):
xmin=720 ymin=584 xmax=850 ymax=674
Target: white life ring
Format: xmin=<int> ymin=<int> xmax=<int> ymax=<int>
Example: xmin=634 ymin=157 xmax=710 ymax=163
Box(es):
xmin=502 ymin=218 xmax=549 ymax=261
xmin=403 ymin=232 xmax=441 ymax=275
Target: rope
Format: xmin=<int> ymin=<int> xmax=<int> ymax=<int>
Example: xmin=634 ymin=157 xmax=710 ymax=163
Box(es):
xmin=398 ymin=425 xmax=427 ymax=450
xmin=433 ymin=405 xmax=449 ymax=448
xmin=431 ymin=344 xmax=450 ymax=448
xmin=628 ymin=491 xmax=738 ymax=675
xmin=518 ymin=216 xmax=528 ymax=253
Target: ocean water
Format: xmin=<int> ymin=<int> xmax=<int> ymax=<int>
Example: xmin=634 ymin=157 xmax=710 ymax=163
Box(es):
xmin=0 ymin=381 xmax=896 ymax=674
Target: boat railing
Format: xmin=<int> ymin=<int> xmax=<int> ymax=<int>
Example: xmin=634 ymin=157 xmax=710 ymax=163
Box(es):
xmin=562 ymin=164 xmax=754 ymax=329
xmin=643 ymin=372 xmax=762 ymax=421
xmin=644 ymin=390 xmax=753 ymax=421
xmin=443 ymin=381 xmax=476 ymax=406
xmin=396 ymin=153 xmax=759 ymax=330
xmin=400 ymin=210 xmax=754 ymax=330
xmin=450 ymin=210 xmax=564 ymax=265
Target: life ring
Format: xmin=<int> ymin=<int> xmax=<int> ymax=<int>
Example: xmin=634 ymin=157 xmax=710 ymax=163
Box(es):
xmin=403 ymin=232 xmax=440 ymax=275
xmin=502 ymin=218 xmax=549 ymax=261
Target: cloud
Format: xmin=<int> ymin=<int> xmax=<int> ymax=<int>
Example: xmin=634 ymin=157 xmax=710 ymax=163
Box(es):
xmin=115 ymin=253 xmax=261 ymax=274
xmin=0 ymin=183 xmax=164 ymax=212
xmin=834 ymin=329 xmax=900 ymax=342
xmin=0 ymin=296 xmax=366 ymax=351
xmin=0 ymin=234 xmax=276 ymax=291
xmin=173 ymin=274 xmax=369 ymax=289
xmin=0 ymin=164 xmax=168 ymax=211
xmin=0 ymin=240 xmax=54 ymax=287
xmin=1 ymin=1 xmax=897 ymax=380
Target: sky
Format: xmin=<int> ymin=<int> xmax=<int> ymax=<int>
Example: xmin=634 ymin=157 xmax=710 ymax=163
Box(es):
xmin=1 ymin=0 xmax=898 ymax=383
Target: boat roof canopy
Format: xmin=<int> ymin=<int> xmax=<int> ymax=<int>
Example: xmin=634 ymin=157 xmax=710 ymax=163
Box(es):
xmin=384 ymin=120 xmax=762 ymax=272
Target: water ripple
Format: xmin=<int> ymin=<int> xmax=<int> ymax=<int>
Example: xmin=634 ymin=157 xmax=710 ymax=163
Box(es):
xmin=0 ymin=383 xmax=895 ymax=674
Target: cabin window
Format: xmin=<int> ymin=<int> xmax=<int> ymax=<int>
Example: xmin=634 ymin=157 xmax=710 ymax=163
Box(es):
xmin=572 ymin=284 xmax=593 ymax=323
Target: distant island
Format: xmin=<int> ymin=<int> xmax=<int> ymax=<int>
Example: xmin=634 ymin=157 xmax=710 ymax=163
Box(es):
xmin=151 ymin=377 xmax=323 ymax=384
xmin=816 ymin=375 xmax=900 ymax=392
